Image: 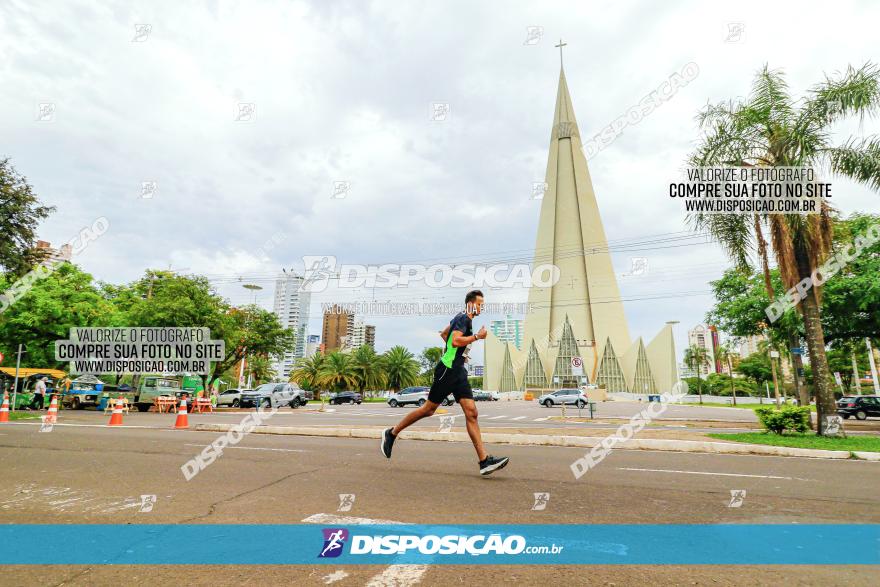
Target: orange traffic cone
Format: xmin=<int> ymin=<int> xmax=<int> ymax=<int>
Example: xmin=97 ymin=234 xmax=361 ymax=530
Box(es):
xmin=174 ymin=398 xmax=189 ymax=429
xmin=0 ymin=393 xmax=9 ymax=423
xmin=108 ymin=396 xmax=124 ymax=426
xmin=45 ymin=394 xmax=59 ymax=425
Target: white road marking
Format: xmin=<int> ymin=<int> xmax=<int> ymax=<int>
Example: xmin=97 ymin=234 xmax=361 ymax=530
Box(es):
xmin=616 ymin=467 xmax=809 ymax=480
xmin=303 ymin=513 xmax=428 ymax=585
xmin=509 ymin=416 xmax=527 ymax=421
xmin=366 ymin=565 xmax=428 ymax=587
xmin=322 ymin=570 xmax=349 ymax=584
xmin=486 ymin=415 xmax=507 ymax=420
xmin=533 ymin=417 xmax=550 ymax=422
xmin=184 ymin=443 xmax=306 ymax=453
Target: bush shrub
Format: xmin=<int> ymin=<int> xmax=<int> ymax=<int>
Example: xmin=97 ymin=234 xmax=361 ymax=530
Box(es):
xmin=755 ymin=406 xmax=811 ymax=434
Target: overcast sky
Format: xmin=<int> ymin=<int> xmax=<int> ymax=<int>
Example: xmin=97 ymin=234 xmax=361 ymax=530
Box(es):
xmin=3 ymin=0 xmax=878 ymax=363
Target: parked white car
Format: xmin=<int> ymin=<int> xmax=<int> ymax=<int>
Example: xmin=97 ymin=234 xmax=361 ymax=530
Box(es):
xmin=217 ymin=388 xmax=251 ymax=407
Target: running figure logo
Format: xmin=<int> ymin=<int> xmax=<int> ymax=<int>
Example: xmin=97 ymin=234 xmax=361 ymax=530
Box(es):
xmin=337 ymin=494 xmax=355 ymax=512
xmin=532 ymin=492 xmax=550 ymax=511
xmin=318 ymin=528 xmax=349 ymax=558
xmin=728 ymin=490 xmax=746 ymax=508
xmin=300 ymin=255 xmax=337 ymax=293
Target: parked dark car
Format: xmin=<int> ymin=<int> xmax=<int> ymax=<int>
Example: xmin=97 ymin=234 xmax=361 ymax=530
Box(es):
xmin=837 ymin=395 xmax=880 ymax=420
xmin=473 ymin=391 xmax=499 ymax=401
xmin=329 ymin=391 xmax=362 ymax=405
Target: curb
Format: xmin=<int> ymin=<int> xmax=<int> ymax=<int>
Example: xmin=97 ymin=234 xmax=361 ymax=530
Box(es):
xmin=191 ymin=423 xmax=880 ymax=461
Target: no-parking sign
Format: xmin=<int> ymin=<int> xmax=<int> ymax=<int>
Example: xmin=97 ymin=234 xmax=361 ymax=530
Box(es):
xmin=570 ymin=356 xmax=584 ymax=376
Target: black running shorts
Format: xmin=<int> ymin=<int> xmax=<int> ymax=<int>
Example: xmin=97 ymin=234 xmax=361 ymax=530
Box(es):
xmin=428 ymin=363 xmax=473 ymax=404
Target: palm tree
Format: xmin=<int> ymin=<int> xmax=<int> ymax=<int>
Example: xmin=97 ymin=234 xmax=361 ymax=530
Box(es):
xmin=245 ymin=354 xmax=276 ymax=387
xmin=684 ymin=344 xmax=710 ymax=404
xmin=382 ymin=345 xmax=421 ymax=392
xmin=715 ymin=342 xmax=738 ymax=406
xmin=689 ymin=63 xmax=880 ymax=435
xmin=317 ymin=352 xmax=359 ymax=392
xmin=289 ymin=353 xmax=325 ymax=391
xmin=350 ymin=345 xmax=386 ymax=396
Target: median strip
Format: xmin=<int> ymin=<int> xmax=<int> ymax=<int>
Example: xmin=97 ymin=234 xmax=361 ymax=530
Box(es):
xmin=191 ymin=423 xmax=880 ymax=461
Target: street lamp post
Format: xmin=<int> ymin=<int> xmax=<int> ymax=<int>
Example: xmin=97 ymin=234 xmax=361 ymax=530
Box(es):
xmin=12 ymin=344 xmax=24 ymax=412
xmin=241 ymin=284 xmax=264 ymax=389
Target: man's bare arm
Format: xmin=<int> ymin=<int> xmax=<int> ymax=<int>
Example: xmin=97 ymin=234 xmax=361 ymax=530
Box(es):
xmin=440 ymin=324 xmax=451 ymax=342
xmin=451 ymin=327 xmax=487 ymax=348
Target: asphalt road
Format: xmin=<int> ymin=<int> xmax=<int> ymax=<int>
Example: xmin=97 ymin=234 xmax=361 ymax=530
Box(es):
xmin=1 ymin=419 xmax=878 ymax=585
xmin=21 ymin=399 xmax=880 ymax=436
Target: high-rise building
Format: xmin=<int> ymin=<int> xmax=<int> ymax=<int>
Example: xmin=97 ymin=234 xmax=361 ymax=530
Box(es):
xmin=348 ymin=318 xmax=367 ymax=349
xmin=322 ymin=305 xmax=353 ymax=352
xmin=364 ymin=324 xmax=376 ymax=350
xmin=304 ymin=334 xmax=321 ymax=358
xmin=738 ymin=334 xmax=767 ymax=358
xmin=484 ymin=58 xmax=676 ymax=394
xmin=490 ymin=315 xmax=524 ymax=351
xmin=687 ymin=324 xmax=719 ymax=377
xmin=272 ymin=271 xmax=311 ymax=379
xmin=35 ymin=240 xmax=72 ymax=264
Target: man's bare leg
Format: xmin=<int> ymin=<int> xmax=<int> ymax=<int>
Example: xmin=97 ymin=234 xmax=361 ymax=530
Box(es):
xmin=458 ymin=398 xmax=488 ymax=462
xmin=391 ymin=401 xmax=439 ymax=436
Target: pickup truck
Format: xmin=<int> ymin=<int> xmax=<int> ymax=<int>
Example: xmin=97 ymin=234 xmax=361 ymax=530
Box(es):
xmin=240 ymin=382 xmax=310 ymax=409
xmin=134 ymin=376 xmax=184 ymax=412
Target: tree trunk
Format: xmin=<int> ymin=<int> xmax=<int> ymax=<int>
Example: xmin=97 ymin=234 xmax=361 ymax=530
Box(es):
xmin=727 ymin=357 xmax=736 ymax=405
xmin=789 ymin=337 xmax=808 ymax=407
xmin=800 ymin=288 xmax=838 ymax=436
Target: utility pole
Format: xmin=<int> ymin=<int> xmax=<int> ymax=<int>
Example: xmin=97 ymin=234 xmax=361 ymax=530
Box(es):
xmin=12 ymin=344 xmax=23 ymax=411
xmin=866 ymin=338 xmax=880 ymax=394
xmin=770 ymin=349 xmax=781 ymax=407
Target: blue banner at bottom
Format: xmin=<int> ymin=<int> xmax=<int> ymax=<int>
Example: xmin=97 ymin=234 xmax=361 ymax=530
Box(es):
xmin=0 ymin=524 xmax=877 ymax=565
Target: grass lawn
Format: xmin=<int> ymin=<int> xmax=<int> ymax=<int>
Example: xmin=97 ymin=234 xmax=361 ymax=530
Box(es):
xmin=4 ymin=412 xmax=41 ymax=421
xmin=708 ymin=432 xmax=880 ymax=452
xmin=684 ymin=402 xmax=816 ymax=412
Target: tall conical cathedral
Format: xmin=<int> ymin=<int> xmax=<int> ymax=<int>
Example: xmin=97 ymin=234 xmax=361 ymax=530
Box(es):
xmin=484 ymin=63 xmax=677 ymax=394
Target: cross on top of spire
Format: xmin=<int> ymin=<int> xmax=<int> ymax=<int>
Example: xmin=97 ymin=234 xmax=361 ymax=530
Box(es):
xmin=555 ymin=38 xmax=567 ymax=68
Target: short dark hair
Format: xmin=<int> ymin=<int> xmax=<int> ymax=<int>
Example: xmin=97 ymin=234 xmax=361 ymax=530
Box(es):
xmin=465 ymin=290 xmax=484 ymax=304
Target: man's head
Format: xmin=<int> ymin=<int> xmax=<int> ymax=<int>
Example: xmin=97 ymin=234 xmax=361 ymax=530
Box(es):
xmin=465 ymin=289 xmax=484 ymax=316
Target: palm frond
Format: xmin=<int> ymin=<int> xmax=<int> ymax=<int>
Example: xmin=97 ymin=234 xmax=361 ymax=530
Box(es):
xmin=802 ymin=62 xmax=880 ymax=127
xmin=822 ymin=136 xmax=880 ymax=191
xmin=749 ymin=64 xmax=795 ymax=127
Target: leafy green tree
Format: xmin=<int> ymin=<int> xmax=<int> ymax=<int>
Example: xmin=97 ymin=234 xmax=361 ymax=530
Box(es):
xmin=820 ymin=213 xmax=880 ymax=344
xmin=689 ymin=63 xmax=880 ymax=434
xmin=683 ymin=344 xmax=710 ymax=403
xmin=0 ymin=263 xmax=116 ymax=367
xmin=206 ymin=305 xmax=295 ymax=391
xmin=0 ymin=158 xmax=56 ymax=277
xmin=350 ymin=345 xmax=386 ymax=395
xmin=318 ymin=351 xmax=359 ymax=392
xmin=382 ymin=345 xmax=420 ymax=392
xmin=419 ymin=346 xmax=443 ymax=385
xmin=737 ymin=353 xmax=773 ymax=394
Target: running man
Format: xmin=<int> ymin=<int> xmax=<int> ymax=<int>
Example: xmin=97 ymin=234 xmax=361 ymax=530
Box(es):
xmin=381 ymin=290 xmax=509 ymax=476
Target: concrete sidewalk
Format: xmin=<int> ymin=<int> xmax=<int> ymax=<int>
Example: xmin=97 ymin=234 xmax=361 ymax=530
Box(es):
xmin=192 ymin=422 xmax=880 ymax=462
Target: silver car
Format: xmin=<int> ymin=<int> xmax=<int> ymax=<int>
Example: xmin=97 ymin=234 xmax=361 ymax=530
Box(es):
xmin=216 ymin=388 xmax=251 ymax=408
xmin=388 ymin=386 xmax=453 ymax=407
xmin=536 ymin=388 xmax=589 ymax=408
